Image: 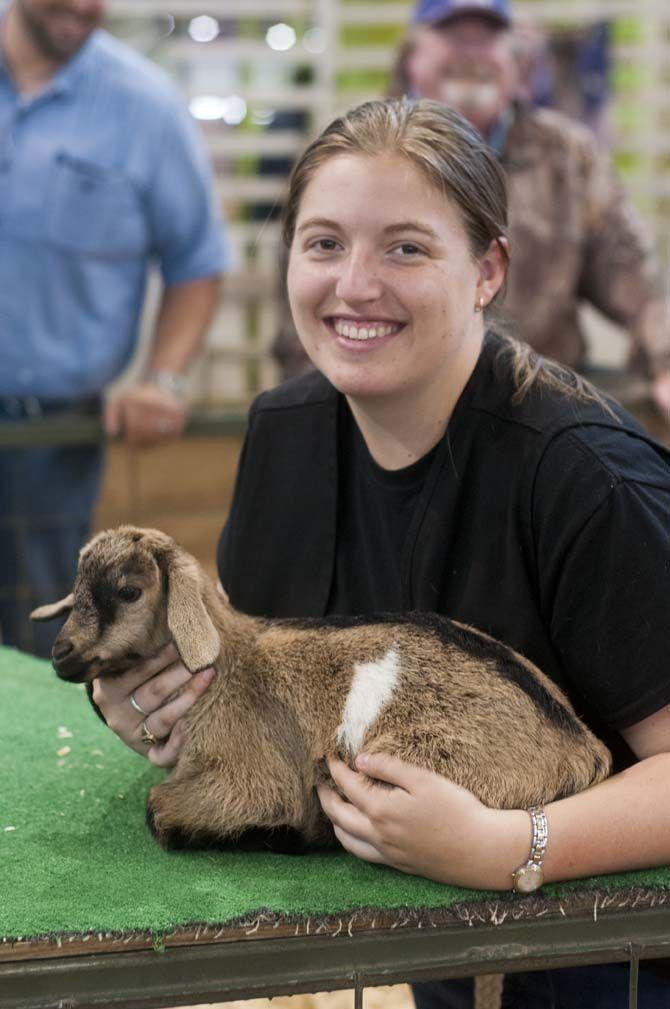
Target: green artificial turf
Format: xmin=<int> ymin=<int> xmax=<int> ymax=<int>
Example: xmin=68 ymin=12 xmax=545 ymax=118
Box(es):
xmin=2 ymin=646 xmax=670 ymax=942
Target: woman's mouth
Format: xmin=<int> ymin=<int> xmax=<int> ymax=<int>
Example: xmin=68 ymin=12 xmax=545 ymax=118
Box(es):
xmin=325 ymin=316 xmax=405 ymax=345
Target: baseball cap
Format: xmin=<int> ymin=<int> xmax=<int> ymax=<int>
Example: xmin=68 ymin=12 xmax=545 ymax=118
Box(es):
xmin=412 ymin=0 xmax=512 ymax=28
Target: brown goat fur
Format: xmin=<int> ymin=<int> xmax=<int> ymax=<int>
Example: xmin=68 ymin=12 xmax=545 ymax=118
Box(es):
xmin=32 ymin=526 xmax=612 ymax=852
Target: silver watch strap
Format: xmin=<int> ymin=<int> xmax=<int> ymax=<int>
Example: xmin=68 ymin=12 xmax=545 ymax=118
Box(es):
xmin=527 ymin=805 xmax=548 ymax=867
xmin=145 ymin=369 xmax=187 ymax=398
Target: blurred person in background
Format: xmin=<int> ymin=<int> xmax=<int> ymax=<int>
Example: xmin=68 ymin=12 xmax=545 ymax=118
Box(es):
xmin=395 ymin=0 xmax=670 ymax=412
xmin=274 ymin=0 xmax=670 ymax=420
xmin=0 ymin=0 xmax=232 ymax=656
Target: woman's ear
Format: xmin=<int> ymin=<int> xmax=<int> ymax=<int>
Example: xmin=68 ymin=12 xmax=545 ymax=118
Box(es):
xmin=165 ymin=552 xmax=220 ymax=672
xmin=30 ymin=594 xmax=74 ymax=622
xmin=476 ymin=236 xmax=509 ymax=307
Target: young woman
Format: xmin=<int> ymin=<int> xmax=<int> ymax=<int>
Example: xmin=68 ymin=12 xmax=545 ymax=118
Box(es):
xmin=92 ymin=99 xmax=670 ymax=1008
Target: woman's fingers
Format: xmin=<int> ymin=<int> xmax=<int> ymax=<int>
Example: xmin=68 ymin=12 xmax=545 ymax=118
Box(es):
xmin=137 ymin=667 xmax=215 ymax=747
xmin=326 ymin=757 xmax=391 ymax=817
xmin=317 ymin=781 xmax=374 ymax=840
xmin=120 ymin=642 xmax=181 ymax=695
xmin=128 ymin=658 xmax=195 ymax=717
xmin=355 ymin=751 xmax=421 ymax=791
xmin=91 ymin=642 xmax=181 ymax=718
xmin=332 ymin=825 xmax=385 ymax=864
xmin=91 ymin=643 xmax=215 ymax=767
xmin=148 ymin=718 xmax=189 ymax=768
xmin=317 ymin=781 xmax=386 ymax=862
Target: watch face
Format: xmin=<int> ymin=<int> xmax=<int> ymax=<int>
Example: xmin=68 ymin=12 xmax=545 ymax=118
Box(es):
xmin=514 ymin=863 xmax=544 ymax=893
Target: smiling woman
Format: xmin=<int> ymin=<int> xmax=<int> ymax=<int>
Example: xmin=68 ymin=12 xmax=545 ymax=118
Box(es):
xmin=285 ymin=103 xmax=507 ymax=467
xmin=91 ymin=98 xmax=670 ymax=1008
xmin=287 ymin=152 xmax=499 ymax=448
xmin=283 ymin=98 xmax=605 ymax=468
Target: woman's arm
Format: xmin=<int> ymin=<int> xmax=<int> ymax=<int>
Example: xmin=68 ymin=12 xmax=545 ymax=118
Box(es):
xmin=317 ymin=706 xmax=670 ymax=890
xmin=541 ymin=705 xmax=670 ymax=885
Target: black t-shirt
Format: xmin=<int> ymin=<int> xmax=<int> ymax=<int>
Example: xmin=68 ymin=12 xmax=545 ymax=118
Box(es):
xmin=328 ymin=399 xmax=438 ymax=615
xmin=219 ymin=334 xmax=670 ymax=769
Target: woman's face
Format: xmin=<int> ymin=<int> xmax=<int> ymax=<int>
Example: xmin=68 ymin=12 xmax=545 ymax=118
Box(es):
xmin=288 ymin=152 xmax=499 ymax=404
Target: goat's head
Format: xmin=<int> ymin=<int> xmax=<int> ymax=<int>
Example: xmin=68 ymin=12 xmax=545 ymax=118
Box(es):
xmin=30 ymin=526 xmax=221 ymax=682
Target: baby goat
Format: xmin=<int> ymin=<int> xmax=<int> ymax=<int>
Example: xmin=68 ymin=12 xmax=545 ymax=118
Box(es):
xmin=32 ymin=526 xmax=611 ymax=852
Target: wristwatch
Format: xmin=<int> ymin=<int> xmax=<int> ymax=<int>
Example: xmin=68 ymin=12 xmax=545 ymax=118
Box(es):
xmin=145 ymin=369 xmax=188 ymax=399
xmin=511 ymin=806 xmax=548 ymax=893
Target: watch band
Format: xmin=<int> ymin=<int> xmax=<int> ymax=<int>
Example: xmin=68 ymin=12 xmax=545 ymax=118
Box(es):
xmin=145 ymin=369 xmax=188 ymax=399
xmin=528 ymin=805 xmax=548 ymax=864
xmin=512 ymin=805 xmax=548 ymax=893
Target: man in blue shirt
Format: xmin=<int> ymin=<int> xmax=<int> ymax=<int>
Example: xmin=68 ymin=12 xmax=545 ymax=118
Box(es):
xmin=0 ymin=0 xmax=232 ymax=655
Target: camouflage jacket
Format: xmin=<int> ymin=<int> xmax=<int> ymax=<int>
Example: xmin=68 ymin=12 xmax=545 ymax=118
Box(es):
xmin=502 ymin=106 xmax=669 ymax=377
xmin=273 ymin=106 xmax=669 ymax=380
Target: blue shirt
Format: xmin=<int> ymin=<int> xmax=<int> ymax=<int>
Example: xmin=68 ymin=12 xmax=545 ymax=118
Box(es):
xmin=0 ymin=29 xmax=231 ymax=399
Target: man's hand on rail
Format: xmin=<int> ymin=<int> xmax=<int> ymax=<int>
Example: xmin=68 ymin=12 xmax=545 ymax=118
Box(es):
xmin=104 ymin=383 xmax=187 ymax=446
xmin=91 ymin=642 xmax=215 ymax=768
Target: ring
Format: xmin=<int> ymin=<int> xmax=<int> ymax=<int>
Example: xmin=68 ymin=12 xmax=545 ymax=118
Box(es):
xmin=130 ymin=691 xmax=147 ymax=716
xmin=141 ymin=721 xmax=158 ymax=747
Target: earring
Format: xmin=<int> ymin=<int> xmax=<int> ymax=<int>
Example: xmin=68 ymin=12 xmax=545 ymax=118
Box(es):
xmin=474 ymin=296 xmax=485 ymax=313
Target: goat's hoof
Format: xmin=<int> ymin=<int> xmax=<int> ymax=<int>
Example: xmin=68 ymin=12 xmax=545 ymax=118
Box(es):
xmin=146 ymin=802 xmax=189 ymax=850
xmin=146 ymin=791 xmax=225 ymax=851
xmin=146 ymin=789 xmax=182 ymax=850
xmin=146 ymin=797 xmax=167 ymax=847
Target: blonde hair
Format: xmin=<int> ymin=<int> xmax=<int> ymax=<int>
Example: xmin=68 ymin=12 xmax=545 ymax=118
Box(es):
xmin=282 ymin=98 xmax=614 ymax=414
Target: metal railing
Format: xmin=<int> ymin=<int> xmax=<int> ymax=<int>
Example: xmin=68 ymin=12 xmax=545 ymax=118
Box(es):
xmin=0 ymin=410 xmax=248 ymax=448
xmin=2 ymin=896 xmax=670 ymax=1009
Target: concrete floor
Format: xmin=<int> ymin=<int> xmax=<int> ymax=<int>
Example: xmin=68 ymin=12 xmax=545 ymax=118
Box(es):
xmin=171 ymin=987 xmax=413 ymax=1009
xmin=170 ymin=975 xmax=505 ymax=1009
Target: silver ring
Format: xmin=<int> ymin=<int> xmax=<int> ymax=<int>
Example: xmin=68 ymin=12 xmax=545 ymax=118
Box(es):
xmin=130 ymin=691 xmax=147 ymax=716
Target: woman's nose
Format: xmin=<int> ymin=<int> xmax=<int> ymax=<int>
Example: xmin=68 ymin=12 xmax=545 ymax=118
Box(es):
xmin=335 ymin=253 xmax=384 ymax=304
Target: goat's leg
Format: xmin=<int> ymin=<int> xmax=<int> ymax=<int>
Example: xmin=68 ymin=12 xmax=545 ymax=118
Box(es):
xmin=146 ymin=768 xmax=331 ymax=852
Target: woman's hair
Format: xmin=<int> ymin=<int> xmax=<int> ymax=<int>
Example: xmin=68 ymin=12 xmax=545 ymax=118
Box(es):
xmin=282 ymin=97 xmax=614 ymax=414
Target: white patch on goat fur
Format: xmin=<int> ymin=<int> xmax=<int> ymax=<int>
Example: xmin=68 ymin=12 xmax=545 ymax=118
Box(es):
xmin=337 ymin=647 xmax=400 ymax=754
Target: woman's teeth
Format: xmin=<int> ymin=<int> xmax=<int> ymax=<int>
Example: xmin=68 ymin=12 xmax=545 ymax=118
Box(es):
xmin=332 ymin=319 xmax=400 ymax=340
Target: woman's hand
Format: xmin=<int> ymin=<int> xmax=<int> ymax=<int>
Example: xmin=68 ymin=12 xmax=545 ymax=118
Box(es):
xmin=317 ymin=753 xmax=528 ymax=890
xmin=91 ymin=642 xmax=215 ymax=768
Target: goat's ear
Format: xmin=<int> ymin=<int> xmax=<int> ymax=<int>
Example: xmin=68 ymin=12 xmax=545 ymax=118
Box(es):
xmin=165 ymin=553 xmax=220 ymax=672
xmin=30 ymin=594 xmax=74 ymax=621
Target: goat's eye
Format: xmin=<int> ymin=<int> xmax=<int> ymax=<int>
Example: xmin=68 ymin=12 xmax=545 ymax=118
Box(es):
xmin=118 ymin=586 xmax=142 ymax=603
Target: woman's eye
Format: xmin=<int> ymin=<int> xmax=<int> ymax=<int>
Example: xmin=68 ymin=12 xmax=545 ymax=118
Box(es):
xmin=394 ymin=242 xmax=422 ymax=256
xmin=309 ymin=238 xmax=339 ymax=253
xmin=118 ymin=586 xmax=142 ymax=603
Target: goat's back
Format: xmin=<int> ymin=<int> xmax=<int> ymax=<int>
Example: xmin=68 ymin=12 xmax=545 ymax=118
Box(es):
xmin=260 ymin=611 xmax=612 ymax=810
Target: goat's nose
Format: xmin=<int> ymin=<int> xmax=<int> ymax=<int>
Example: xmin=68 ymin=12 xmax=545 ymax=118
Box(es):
xmin=52 ymin=639 xmax=74 ymax=662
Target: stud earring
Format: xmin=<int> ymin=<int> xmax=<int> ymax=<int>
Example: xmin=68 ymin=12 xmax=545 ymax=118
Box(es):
xmin=474 ymin=296 xmax=485 ymax=313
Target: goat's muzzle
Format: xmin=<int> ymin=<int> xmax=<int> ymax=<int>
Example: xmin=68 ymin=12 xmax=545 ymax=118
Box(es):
xmin=52 ymin=637 xmax=90 ymax=682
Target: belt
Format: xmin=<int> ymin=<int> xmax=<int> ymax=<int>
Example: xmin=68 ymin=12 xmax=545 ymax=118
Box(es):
xmin=0 ymin=396 xmax=101 ymax=421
